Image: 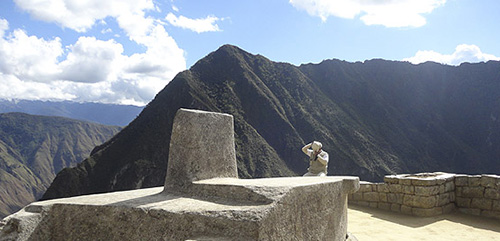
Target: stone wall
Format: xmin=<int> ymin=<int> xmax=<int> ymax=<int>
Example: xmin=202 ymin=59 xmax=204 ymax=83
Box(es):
xmin=349 ymin=173 xmax=500 ymax=220
xmin=454 ymin=174 xmax=500 ymax=219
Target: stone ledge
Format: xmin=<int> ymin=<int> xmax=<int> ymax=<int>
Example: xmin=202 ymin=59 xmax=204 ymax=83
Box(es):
xmin=3 ymin=176 xmax=360 ymax=241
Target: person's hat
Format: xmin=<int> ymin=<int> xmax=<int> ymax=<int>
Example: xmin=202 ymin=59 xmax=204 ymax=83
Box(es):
xmin=312 ymin=141 xmax=322 ymax=151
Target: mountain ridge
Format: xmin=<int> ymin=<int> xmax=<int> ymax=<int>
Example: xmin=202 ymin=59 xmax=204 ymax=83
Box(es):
xmin=43 ymin=44 xmax=500 ymax=201
xmin=0 ymin=100 xmax=143 ymax=126
xmin=0 ymin=112 xmax=121 ymax=217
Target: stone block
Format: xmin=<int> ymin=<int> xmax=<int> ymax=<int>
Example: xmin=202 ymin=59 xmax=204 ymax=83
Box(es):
xmin=461 ymin=186 xmax=485 ymax=198
xmin=376 ymin=184 xmax=389 ymax=193
xmin=358 ymin=182 xmax=373 ymax=192
xmin=351 ymin=192 xmax=363 ymax=201
xmin=439 ymin=184 xmax=445 ymax=194
xmin=403 ymin=195 xmax=436 ymax=209
xmin=418 ymin=196 xmax=438 ymax=208
xmin=388 ymin=184 xmax=402 ymax=193
xmin=445 ymin=181 xmax=455 ymax=193
xmin=480 ymin=175 xmax=498 ymax=188
xmin=442 ymin=203 xmax=456 ymax=214
xmin=387 ymin=193 xmax=403 ymax=204
xmin=481 ymin=210 xmax=500 ymax=220
xmin=450 ymin=192 xmax=456 ymax=202
xmin=437 ymin=193 xmax=451 ymax=206
xmin=165 ymin=109 xmax=237 ymax=190
xmin=459 ymin=208 xmax=481 ymax=216
xmin=391 ymin=204 xmax=401 ymax=213
xmin=454 ymin=175 xmax=468 ymax=186
xmin=471 ymin=198 xmax=492 ymax=210
xmin=384 ymin=176 xmax=399 ymax=184
xmin=484 ymin=188 xmax=500 ymax=199
xmin=412 ymin=178 xmax=437 ymax=186
xmin=402 ymin=185 xmax=414 ymax=194
xmin=493 ymin=200 xmax=500 ymax=211
xmin=363 ymin=192 xmax=379 ymax=202
xmin=378 ymin=203 xmax=391 ymax=211
xmin=399 ymin=179 xmax=412 ymax=185
xmin=468 ymin=176 xmax=482 ymax=186
xmin=436 ymin=178 xmax=446 ymax=185
xmin=412 ymin=207 xmax=442 ymax=217
xmin=401 ymin=205 xmax=412 ymax=215
xmin=369 ymin=202 xmax=378 ymax=208
xmin=402 ymin=195 xmax=414 ymax=207
xmin=456 ymin=197 xmax=471 ymax=208
xmin=455 ymin=187 xmax=463 ymax=197
xmin=354 ymin=201 xmax=370 ymax=207
xmin=414 ymin=186 xmax=440 ymax=196
xmin=379 ymin=193 xmax=388 ymax=202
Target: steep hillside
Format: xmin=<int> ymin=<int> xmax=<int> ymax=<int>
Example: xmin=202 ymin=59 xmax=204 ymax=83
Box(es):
xmin=43 ymin=45 xmax=500 ymax=200
xmin=0 ymin=113 xmax=121 ymax=217
xmin=0 ymin=100 xmax=143 ymax=126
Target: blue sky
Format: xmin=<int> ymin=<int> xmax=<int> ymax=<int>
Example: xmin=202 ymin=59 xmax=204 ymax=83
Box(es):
xmin=0 ymin=0 xmax=499 ymax=106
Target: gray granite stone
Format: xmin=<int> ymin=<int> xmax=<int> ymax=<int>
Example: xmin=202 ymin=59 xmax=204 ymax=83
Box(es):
xmin=456 ymin=197 xmax=472 ymax=208
xmin=364 ymin=192 xmax=379 ymax=202
xmin=461 ymin=186 xmax=485 ymax=198
xmin=471 ymin=198 xmax=492 ymax=210
xmin=484 ymin=188 xmax=500 ymax=199
xmin=164 ymin=109 xmax=237 ymax=191
xmin=459 ymin=208 xmax=481 ymax=216
xmin=454 ymin=175 xmax=469 ymax=186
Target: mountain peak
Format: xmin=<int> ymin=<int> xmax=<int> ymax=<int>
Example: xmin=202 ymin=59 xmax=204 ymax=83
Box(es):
xmin=42 ymin=45 xmax=500 ymax=203
xmin=217 ymin=44 xmax=244 ymax=52
xmin=190 ymin=44 xmax=256 ymax=75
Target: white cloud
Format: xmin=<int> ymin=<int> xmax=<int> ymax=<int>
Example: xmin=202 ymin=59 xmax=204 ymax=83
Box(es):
xmin=289 ymin=0 xmax=446 ymax=27
xmin=165 ymin=13 xmax=222 ymax=33
xmin=0 ymin=19 xmax=8 ymax=37
xmin=404 ymin=44 xmax=500 ymax=65
xmin=4 ymin=0 xmax=189 ymax=106
xmin=0 ymin=28 xmax=62 ymax=82
xmin=0 ymin=74 xmax=76 ymax=101
xmin=0 ymin=17 xmax=186 ymax=106
xmin=58 ymin=37 xmax=123 ymax=83
xmin=13 ymin=0 xmax=156 ymax=33
xmin=101 ymin=28 xmax=112 ymax=34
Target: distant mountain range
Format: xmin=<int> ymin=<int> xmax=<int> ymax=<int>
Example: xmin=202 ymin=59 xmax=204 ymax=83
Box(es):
xmin=0 ymin=112 xmax=121 ymax=218
xmin=43 ymin=45 xmax=500 ymax=201
xmin=0 ymin=100 xmax=143 ymax=126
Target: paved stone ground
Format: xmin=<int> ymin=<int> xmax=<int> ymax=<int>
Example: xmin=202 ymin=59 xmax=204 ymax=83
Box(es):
xmin=348 ymin=204 xmax=500 ymax=240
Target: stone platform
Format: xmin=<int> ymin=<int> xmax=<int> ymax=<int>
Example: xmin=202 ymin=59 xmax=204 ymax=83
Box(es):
xmin=1 ymin=176 xmax=358 ymax=240
xmin=0 ymin=109 xmax=359 ymax=241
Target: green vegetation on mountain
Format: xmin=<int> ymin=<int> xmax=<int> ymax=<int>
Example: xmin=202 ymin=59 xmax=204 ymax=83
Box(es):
xmin=43 ymin=45 xmax=500 ymax=200
xmin=0 ymin=113 xmax=121 ymax=217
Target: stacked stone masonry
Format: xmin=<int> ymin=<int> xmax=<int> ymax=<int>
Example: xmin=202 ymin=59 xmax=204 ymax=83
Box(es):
xmin=349 ymin=172 xmax=500 ymax=220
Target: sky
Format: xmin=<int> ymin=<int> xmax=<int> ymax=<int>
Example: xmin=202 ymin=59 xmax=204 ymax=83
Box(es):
xmin=0 ymin=0 xmax=499 ymax=106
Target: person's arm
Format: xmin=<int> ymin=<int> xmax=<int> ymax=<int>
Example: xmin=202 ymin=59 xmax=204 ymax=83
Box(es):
xmin=302 ymin=143 xmax=312 ymax=155
xmin=317 ymin=151 xmax=328 ymax=165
